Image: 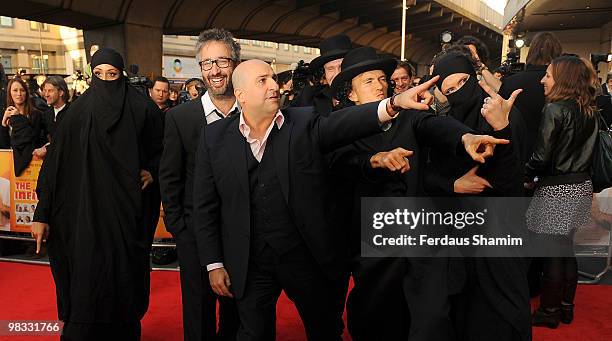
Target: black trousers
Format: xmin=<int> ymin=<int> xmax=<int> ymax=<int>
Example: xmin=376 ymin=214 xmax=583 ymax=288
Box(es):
xmin=176 ymin=228 xmax=239 ymax=341
xmin=403 ymin=258 xmax=463 ymax=341
xmin=452 ymin=259 xmax=530 ymax=341
xmin=61 ymin=321 xmax=140 ymax=341
xmin=346 ymin=257 xmax=410 ymax=341
xmin=235 ymin=241 xmax=346 ymax=341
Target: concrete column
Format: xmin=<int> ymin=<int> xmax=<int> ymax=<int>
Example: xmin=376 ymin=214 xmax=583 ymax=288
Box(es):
xmin=83 ymin=23 xmax=162 ymax=77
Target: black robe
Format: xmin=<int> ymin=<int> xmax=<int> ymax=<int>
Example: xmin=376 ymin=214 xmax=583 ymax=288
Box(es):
xmin=424 ymin=89 xmax=531 ymax=341
xmin=33 ymin=81 xmax=163 ymax=324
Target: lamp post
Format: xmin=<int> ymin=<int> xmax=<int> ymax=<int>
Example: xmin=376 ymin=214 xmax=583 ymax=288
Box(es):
xmin=37 ymin=21 xmax=45 ymax=75
xmin=401 ymin=0 xmax=407 ymax=60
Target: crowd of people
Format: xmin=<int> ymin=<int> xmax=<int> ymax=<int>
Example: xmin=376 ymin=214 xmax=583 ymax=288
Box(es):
xmin=0 ymin=26 xmax=609 ymax=341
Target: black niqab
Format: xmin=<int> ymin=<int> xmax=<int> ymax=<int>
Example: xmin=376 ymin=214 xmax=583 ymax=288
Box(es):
xmin=433 ymin=52 xmax=484 ymax=130
xmin=89 ymin=48 xmax=127 ymax=130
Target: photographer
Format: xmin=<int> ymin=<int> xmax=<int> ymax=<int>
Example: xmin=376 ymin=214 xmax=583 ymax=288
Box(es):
xmin=184 ymin=78 xmax=205 ymax=100
xmin=277 ymin=69 xmax=294 ymax=107
xmin=291 ymin=34 xmax=352 ymax=115
xmin=499 ymin=32 xmax=563 ymax=159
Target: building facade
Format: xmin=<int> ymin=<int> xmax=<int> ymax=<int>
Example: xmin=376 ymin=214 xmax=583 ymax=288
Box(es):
xmin=0 ymin=16 xmax=86 ymax=76
xmin=0 ymin=16 xmax=319 ymax=81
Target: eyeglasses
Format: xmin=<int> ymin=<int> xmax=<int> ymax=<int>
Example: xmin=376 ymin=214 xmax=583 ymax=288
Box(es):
xmin=198 ymin=57 xmax=234 ymax=71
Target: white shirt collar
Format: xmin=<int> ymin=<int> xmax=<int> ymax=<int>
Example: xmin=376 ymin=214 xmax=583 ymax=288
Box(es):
xmin=238 ymin=110 xmax=285 ymax=140
xmin=201 ymin=91 xmax=240 ymax=119
xmin=53 ymin=103 xmax=66 ymax=117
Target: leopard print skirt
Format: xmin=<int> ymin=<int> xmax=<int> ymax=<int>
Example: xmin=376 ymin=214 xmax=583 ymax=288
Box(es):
xmin=526 ymin=180 xmax=593 ymax=235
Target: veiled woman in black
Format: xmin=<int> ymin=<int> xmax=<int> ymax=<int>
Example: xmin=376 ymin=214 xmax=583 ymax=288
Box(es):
xmin=31 ymin=48 xmax=163 ymax=340
xmin=425 ymin=51 xmax=531 ymax=341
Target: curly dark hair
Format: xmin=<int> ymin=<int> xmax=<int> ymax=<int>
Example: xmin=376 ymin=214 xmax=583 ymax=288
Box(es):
xmin=309 ymin=66 xmax=325 ymax=87
xmin=333 ymin=80 xmax=355 ymax=110
xmin=455 ymin=35 xmax=490 ymax=64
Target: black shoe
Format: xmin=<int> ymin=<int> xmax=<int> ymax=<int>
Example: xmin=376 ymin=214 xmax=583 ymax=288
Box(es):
xmin=532 ymin=307 xmax=560 ymax=329
xmin=560 ymin=303 xmax=574 ymax=324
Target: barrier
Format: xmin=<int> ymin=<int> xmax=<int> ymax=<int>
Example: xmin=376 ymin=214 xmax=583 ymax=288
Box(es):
xmin=0 ymin=149 xmax=175 ymax=246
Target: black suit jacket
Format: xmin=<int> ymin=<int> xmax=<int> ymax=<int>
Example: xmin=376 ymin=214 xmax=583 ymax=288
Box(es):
xmin=41 ymin=103 xmax=70 ymax=143
xmin=159 ymin=98 xmax=206 ymax=236
xmin=193 ymin=102 xmax=382 ymax=299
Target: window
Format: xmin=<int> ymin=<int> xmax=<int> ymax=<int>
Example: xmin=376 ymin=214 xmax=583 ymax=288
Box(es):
xmin=264 ymin=41 xmax=273 ymax=48
xmin=239 ymin=39 xmax=250 ymax=45
xmin=0 ymin=56 xmax=11 ymax=73
xmin=252 ymin=40 xmax=261 ymax=46
xmin=30 ymin=21 xmax=49 ymax=31
xmin=0 ymin=16 xmax=13 ymax=27
xmin=282 ymin=43 xmax=289 ymax=51
xmin=31 ymin=54 xmax=49 ymax=73
xmin=304 ymin=47 xmax=311 ymax=54
xmin=293 ymin=46 xmax=299 ymax=52
xmin=72 ymin=58 xmax=84 ymax=74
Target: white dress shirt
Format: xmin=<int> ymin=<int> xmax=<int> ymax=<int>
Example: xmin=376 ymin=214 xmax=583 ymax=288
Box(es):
xmin=201 ymin=91 xmax=240 ymax=124
xmin=53 ymin=104 xmax=66 ymax=121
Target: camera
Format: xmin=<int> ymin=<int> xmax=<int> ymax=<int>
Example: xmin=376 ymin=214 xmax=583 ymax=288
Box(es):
xmin=126 ymin=64 xmax=152 ymax=96
xmin=292 ymin=60 xmax=310 ymax=96
xmin=497 ymin=50 xmax=525 ymax=78
xmin=177 ymin=78 xmax=206 ymax=105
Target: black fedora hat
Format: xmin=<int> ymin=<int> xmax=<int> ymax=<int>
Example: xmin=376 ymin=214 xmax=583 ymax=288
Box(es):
xmin=309 ymin=34 xmax=353 ymax=71
xmin=330 ymin=47 xmax=397 ymax=96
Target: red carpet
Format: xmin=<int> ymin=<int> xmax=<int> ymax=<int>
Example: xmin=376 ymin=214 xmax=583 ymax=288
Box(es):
xmin=0 ymin=262 xmax=611 ymax=340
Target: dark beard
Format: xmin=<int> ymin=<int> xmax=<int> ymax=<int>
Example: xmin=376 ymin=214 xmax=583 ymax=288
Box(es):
xmin=204 ymin=77 xmax=234 ymax=97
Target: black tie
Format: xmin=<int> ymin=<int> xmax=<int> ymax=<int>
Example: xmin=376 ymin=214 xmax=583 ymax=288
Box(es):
xmin=214 ymin=110 xmax=225 ymax=120
xmin=215 ymin=108 xmax=239 ymax=120
xmin=228 ymin=107 xmax=240 ymax=117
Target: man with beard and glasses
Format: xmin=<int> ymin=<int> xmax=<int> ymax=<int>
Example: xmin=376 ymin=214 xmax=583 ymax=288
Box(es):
xmin=159 ymin=28 xmax=239 ymax=341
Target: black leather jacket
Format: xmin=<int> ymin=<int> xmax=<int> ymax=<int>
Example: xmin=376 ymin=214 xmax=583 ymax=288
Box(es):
xmin=526 ymin=100 xmax=598 ymax=184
